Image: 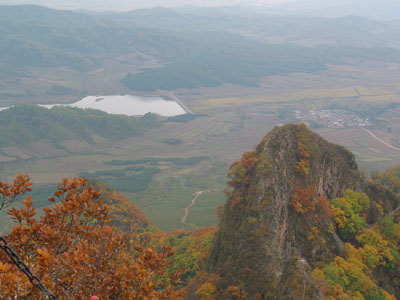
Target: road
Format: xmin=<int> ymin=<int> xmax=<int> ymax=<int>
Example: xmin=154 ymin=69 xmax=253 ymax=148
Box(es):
xmin=361 ymin=128 xmax=400 ymax=151
xmin=167 ymin=92 xmax=194 ymax=114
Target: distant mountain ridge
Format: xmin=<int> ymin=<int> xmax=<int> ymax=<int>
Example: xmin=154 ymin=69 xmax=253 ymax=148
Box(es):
xmin=0 ymin=1 xmax=399 ymax=19
xmin=1 ymin=4 xmax=400 ymax=95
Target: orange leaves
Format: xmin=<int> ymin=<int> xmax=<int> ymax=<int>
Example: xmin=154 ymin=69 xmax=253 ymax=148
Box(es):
xmin=290 ymin=186 xmax=317 ymax=214
xmin=228 ymin=151 xmax=260 ymax=188
xmin=230 ymin=197 xmax=244 ymax=208
xmin=36 ymin=248 xmax=51 ymax=263
xmin=223 ymin=286 xmax=249 ymax=300
xmin=291 ymin=186 xmax=332 ymax=220
xmin=12 ymin=173 xmax=33 ymax=195
xmin=317 ymin=195 xmax=332 ymax=218
xmin=0 ymin=176 xmax=181 ymax=300
xmin=0 ymin=173 xmax=32 ymax=211
xmin=8 ymin=207 xmax=22 ymax=223
xmin=0 ymin=173 xmax=32 ymax=197
xmin=45 ymin=178 xmax=110 ymax=230
xmin=8 ymin=195 xmax=36 ymax=226
xmin=21 ymin=196 xmax=36 ymax=222
xmin=240 ymin=151 xmax=260 ymax=172
xmin=0 ymin=261 xmax=9 ymax=272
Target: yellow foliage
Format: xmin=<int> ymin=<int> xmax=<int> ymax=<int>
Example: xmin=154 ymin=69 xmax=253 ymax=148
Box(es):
xmin=307 ymin=226 xmax=319 ymax=241
xmin=195 ymin=283 xmax=216 ymax=300
xmin=331 ymin=205 xmax=346 ymax=228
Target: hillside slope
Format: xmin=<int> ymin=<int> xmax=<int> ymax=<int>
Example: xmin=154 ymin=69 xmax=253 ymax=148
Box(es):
xmin=2 ymin=5 xmax=400 ymax=96
xmin=0 ymin=104 xmax=158 ymax=148
xmin=189 ymin=124 xmax=400 ymax=299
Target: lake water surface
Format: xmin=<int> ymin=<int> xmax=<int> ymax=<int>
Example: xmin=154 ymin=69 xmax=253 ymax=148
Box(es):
xmin=42 ymin=95 xmax=187 ymax=117
xmin=0 ymin=95 xmax=187 ymax=117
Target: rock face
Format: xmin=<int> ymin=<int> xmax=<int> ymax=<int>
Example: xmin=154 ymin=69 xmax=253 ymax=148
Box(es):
xmin=206 ymin=124 xmax=365 ymax=299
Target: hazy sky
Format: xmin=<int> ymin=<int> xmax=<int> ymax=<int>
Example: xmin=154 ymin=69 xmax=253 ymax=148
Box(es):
xmin=0 ymin=0 xmax=384 ymax=9
xmin=0 ymin=0 xmax=398 ymax=19
xmin=0 ymin=0 xmax=296 ymax=9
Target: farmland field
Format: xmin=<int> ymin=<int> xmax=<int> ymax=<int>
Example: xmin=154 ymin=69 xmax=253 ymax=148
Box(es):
xmin=2 ymin=61 xmax=400 ymax=231
xmin=317 ymin=128 xmax=400 ymax=171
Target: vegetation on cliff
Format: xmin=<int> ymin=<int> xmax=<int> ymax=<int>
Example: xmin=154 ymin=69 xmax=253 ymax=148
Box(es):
xmin=191 ymin=124 xmax=400 ymax=300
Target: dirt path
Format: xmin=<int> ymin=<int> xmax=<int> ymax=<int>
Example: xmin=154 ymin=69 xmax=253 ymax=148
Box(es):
xmin=361 ymin=128 xmax=400 ymax=151
xmin=181 ymin=190 xmax=210 ymax=224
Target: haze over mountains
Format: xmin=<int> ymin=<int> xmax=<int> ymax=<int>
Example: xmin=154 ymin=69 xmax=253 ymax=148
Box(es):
xmin=1 ymin=4 xmax=400 ymax=106
xmin=1 ymin=0 xmax=400 ymax=19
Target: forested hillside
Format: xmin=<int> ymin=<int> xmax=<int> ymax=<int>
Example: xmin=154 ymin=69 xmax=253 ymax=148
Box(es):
xmin=2 ymin=5 xmax=400 ymax=95
xmin=0 ymin=104 xmax=158 ymax=147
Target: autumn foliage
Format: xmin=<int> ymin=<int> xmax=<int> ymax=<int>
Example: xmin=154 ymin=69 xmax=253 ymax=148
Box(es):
xmin=290 ymin=186 xmax=317 ymax=214
xmin=227 ymin=151 xmax=260 ymax=188
xmin=0 ymin=173 xmax=32 ymax=211
xmin=0 ymin=175 xmax=181 ymax=300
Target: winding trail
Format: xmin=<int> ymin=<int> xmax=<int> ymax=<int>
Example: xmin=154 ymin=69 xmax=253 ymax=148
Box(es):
xmin=181 ymin=190 xmax=211 ymax=224
xmin=361 ymin=128 xmax=400 ymax=151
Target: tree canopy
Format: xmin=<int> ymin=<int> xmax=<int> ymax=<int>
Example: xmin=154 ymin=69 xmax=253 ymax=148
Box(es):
xmin=0 ymin=175 xmax=180 ymax=300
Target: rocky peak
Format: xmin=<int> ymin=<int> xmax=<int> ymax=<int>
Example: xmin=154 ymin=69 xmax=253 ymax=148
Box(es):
xmin=205 ymin=124 xmax=366 ymax=299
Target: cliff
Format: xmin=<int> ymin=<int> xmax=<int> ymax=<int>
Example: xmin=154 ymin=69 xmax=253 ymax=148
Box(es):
xmin=195 ymin=124 xmax=400 ymax=299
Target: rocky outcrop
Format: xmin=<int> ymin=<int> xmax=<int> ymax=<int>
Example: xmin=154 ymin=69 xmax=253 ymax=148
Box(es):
xmin=205 ymin=124 xmax=367 ymax=299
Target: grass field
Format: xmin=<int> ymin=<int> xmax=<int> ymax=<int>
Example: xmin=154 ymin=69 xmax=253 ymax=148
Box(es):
xmin=124 ymin=161 xmax=228 ymax=231
xmin=193 ymin=87 xmax=361 ymax=111
xmin=184 ymin=191 xmax=225 ymax=227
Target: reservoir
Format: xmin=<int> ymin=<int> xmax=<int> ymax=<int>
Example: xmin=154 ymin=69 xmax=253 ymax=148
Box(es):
xmin=42 ymin=95 xmax=187 ymax=117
